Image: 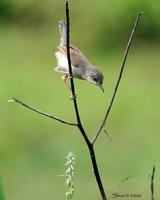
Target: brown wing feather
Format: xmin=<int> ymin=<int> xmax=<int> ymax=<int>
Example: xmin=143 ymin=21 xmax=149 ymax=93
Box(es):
xmin=57 ymin=45 xmax=80 ymax=67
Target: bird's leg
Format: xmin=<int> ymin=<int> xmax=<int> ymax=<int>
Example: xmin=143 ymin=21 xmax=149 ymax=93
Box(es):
xmin=62 ymin=74 xmax=77 ymax=100
xmin=62 ymin=74 xmax=71 ymax=89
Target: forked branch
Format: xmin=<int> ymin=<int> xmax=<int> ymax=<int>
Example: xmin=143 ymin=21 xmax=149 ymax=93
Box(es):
xmin=92 ymin=12 xmax=143 ymax=144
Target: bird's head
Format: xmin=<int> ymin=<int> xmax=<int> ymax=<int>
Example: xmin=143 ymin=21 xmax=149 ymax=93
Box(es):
xmin=89 ymin=68 xmax=104 ymax=92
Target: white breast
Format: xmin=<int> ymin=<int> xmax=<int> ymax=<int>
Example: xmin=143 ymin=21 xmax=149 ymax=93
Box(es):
xmin=55 ymin=51 xmax=83 ymax=79
xmin=55 ymin=51 xmax=69 ymax=72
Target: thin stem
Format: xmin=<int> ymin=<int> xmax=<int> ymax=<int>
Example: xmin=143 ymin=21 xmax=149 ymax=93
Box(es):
xmin=89 ymin=145 xmax=107 ymax=200
xmin=65 ymin=0 xmax=81 ymax=125
xmin=150 ymin=165 xmax=155 ymax=200
xmin=11 ymin=98 xmax=77 ymax=126
xmin=92 ymin=12 xmax=143 ymax=144
xmin=78 ymin=123 xmax=107 ymax=199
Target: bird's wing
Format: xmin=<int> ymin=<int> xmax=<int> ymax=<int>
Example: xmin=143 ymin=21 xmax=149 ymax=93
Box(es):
xmin=57 ymin=45 xmax=81 ymax=67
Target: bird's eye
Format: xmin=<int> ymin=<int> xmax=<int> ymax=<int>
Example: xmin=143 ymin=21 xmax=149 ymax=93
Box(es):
xmin=93 ymin=76 xmax=98 ymax=82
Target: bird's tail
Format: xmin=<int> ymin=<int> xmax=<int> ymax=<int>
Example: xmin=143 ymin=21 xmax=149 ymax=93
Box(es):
xmin=59 ymin=19 xmax=67 ymax=46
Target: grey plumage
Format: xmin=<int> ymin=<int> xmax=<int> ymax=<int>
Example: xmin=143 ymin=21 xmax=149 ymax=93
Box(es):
xmin=55 ymin=19 xmax=104 ymax=92
xmin=59 ymin=20 xmax=67 ymax=45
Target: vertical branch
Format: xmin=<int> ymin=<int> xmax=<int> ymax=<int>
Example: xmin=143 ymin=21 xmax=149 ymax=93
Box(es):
xmin=65 ymin=0 xmax=81 ymax=125
xmin=89 ymin=146 xmax=107 ymax=200
xmin=65 ymin=0 xmax=90 ymax=147
xmin=150 ymin=165 xmax=156 ymax=200
xmin=65 ymin=1 xmax=107 ymax=200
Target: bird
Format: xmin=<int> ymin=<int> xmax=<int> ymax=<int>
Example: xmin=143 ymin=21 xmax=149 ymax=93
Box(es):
xmin=54 ymin=20 xmax=104 ymax=93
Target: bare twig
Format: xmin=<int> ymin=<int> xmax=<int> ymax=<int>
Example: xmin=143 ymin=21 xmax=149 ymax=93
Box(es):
xmin=92 ymin=12 xmax=143 ymax=144
xmin=150 ymin=165 xmax=156 ymax=200
xmin=118 ymin=173 xmax=142 ymax=187
xmin=65 ymin=1 xmax=107 ymax=199
xmin=10 ymin=98 xmax=77 ymax=126
xmin=104 ymin=129 xmax=112 ymax=141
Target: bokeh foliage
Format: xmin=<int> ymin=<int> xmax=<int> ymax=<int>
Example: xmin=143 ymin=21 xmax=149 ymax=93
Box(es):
xmin=0 ymin=0 xmax=160 ymax=46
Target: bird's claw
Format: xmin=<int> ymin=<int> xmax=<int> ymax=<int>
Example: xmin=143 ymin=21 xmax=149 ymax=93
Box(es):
xmin=67 ymin=74 xmax=73 ymax=80
xmin=69 ymin=94 xmax=77 ymax=100
xmin=62 ymin=74 xmax=73 ymax=82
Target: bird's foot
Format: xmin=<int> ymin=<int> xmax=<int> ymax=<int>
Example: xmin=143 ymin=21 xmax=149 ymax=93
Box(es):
xmin=62 ymin=74 xmax=73 ymax=82
xmin=67 ymin=74 xmax=73 ymax=80
xmin=61 ymin=74 xmax=76 ymax=100
xmin=69 ymin=94 xmax=77 ymax=100
xmin=62 ymin=74 xmax=69 ymax=82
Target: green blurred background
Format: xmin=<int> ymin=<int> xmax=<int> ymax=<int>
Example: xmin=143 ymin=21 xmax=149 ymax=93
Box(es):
xmin=0 ymin=0 xmax=160 ymax=199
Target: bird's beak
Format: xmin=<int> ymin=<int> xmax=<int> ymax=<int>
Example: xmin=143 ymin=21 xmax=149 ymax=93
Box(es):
xmin=99 ymin=85 xmax=104 ymax=93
